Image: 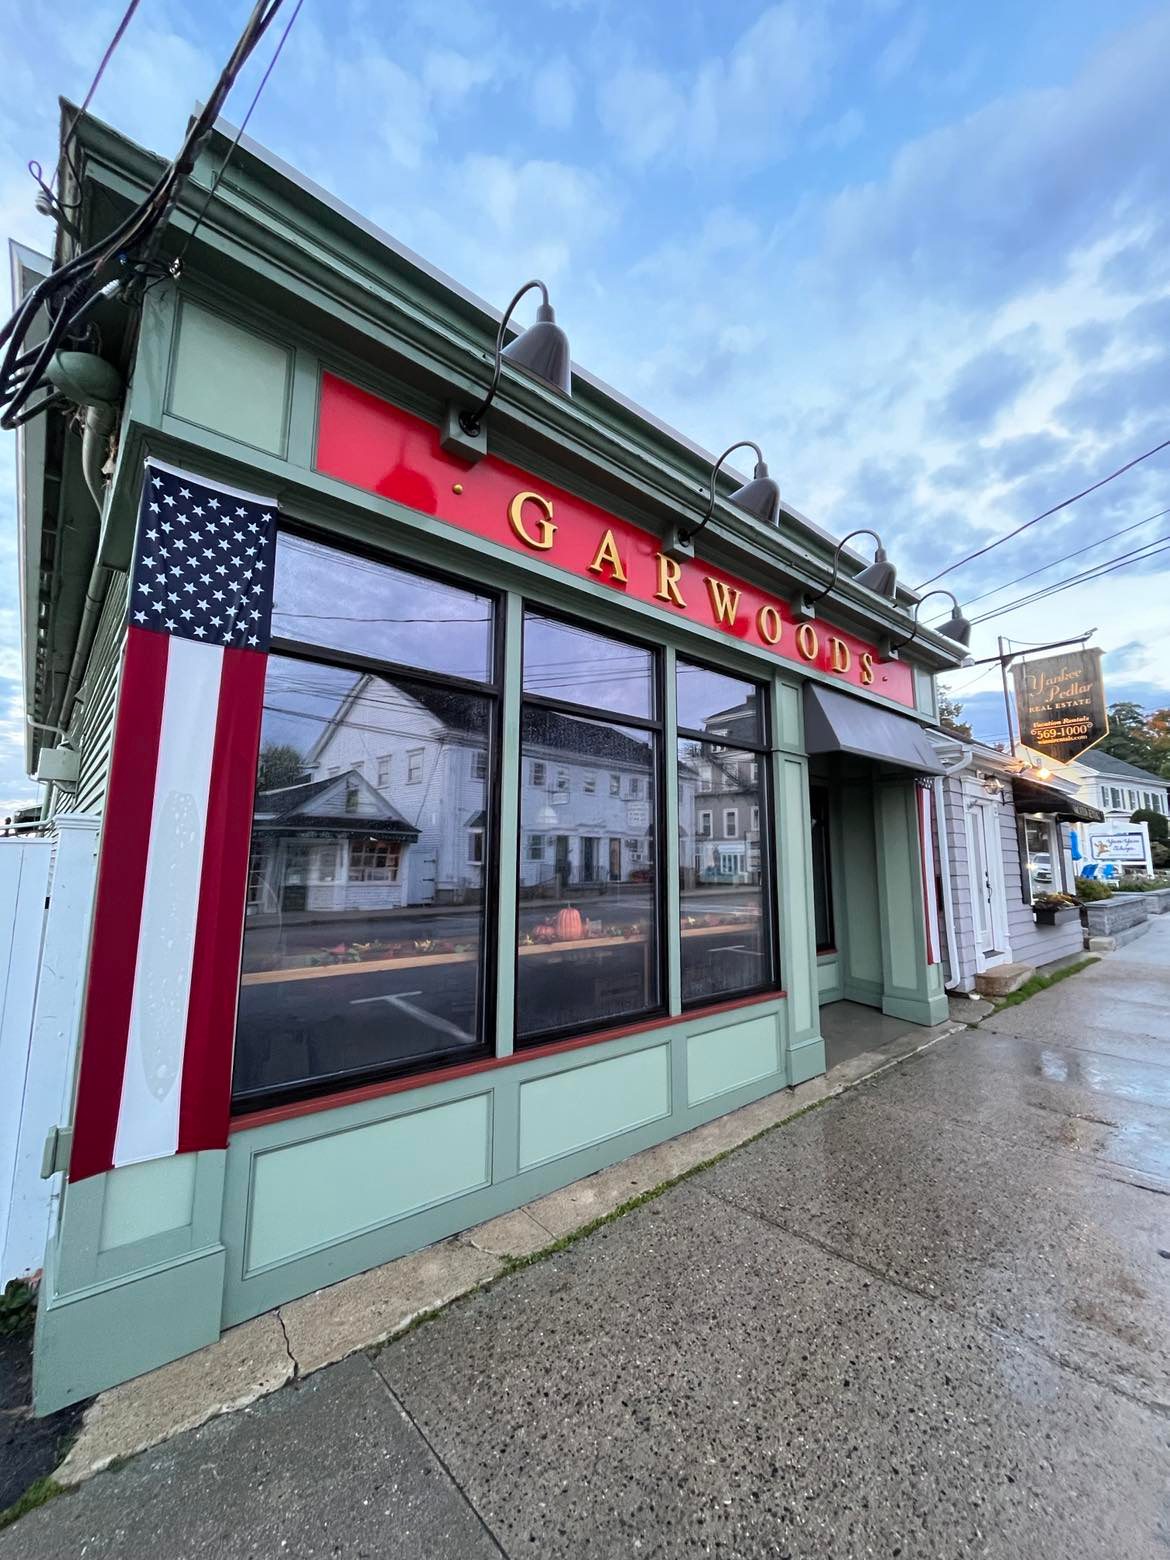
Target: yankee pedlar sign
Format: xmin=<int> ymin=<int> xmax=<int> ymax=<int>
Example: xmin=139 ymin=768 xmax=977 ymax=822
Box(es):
xmin=315 ymin=373 xmax=916 ymax=709
xmin=1013 ymin=647 xmax=1108 ymax=763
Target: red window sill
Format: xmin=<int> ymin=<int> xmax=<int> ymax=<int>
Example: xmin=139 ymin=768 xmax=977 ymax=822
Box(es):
xmin=230 ymin=987 xmax=786 ymax=1133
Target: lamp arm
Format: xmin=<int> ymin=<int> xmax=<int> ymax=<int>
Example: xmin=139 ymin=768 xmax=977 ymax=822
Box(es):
xmin=888 ymin=587 xmax=958 ymax=652
xmin=679 ymin=440 xmax=764 ymax=546
xmin=803 ymin=528 xmax=884 ymax=608
xmin=460 ymin=279 xmax=549 ymax=435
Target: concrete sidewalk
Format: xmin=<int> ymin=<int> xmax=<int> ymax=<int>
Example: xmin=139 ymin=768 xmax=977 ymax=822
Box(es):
xmin=5 ymin=926 xmax=1169 ymax=1556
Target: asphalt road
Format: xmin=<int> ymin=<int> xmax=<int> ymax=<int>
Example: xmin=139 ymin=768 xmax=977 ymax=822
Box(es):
xmin=12 ymin=927 xmax=1169 ymax=1556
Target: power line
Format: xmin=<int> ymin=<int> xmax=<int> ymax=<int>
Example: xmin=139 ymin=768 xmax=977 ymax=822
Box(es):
xmin=917 ymin=436 xmax=1170 ymax=589
xmin=969 ymin=535 xmax=1170 ymax=626
xmin=173 ymin=0 xmax=304 ymax=274
xmin=939 ymin=503 xmax=1170 ymax=618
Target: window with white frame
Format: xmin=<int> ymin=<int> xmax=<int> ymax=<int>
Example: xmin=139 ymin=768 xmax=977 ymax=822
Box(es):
xmin=527 ymin=833 xmax=544 ymax=861
xmin=609 ymin=772 xmax=620 ymax=795
xmin=583 ymin=771 xmax=597 ymax=794
xmin=698 ymin=809 xmax=712 ymax=837
xmin=531 ymin=759 xmax=546 ymax=786
xmin=471 ymin=749 xmax=487 ymax=780
xmin=377 ymin=754 xmax=391 ymax=786
xmin=467 ymin=827 xmax=485 ymax=865
xmin=723 ymin=808 xmax=738 ymax=837
xmin=750 ymin=805 xmax=760 ymax=832
xmin=406 ymin=749 xmax=423 ymax=783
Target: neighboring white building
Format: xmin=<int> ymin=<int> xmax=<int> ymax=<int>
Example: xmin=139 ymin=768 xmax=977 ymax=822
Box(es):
xmin=1064 ymin=749 xmax=1170 ymax=823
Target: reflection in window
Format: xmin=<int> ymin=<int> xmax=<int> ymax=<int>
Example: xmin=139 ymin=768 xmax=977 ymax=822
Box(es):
xmin=677 ymin=658 xmax=775 ymax=1005
xmin=1022 ymin=816 xmax=1056 ymax=903
xmin=234 ymin=549 xmax=498 ymax=1108
xmin=516 ymin=612 xmax=661 ymax=1041
xmin=271 ymin=533 xmax=494 ymax=681
xmin=523 ymin=613 xmax=654 ymax=717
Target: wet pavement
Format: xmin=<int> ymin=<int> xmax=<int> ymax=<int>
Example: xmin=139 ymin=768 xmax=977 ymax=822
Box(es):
xmin=4 ymin=924 xmax=1169 ymax=1557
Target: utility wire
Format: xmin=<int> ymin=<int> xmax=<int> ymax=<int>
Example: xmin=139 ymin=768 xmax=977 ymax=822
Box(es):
xmin=968 ymin=535 xmax=1170 ymax=626
xmin=917 ymin=436 xmax=1170 ymax=589
xmin=173 ymin=0 xmax=304 ymax=275
xmin=935 ymin=503 xmax=1170 ymax=619
xmin=55 ymin=0 xmax=143 ymax=194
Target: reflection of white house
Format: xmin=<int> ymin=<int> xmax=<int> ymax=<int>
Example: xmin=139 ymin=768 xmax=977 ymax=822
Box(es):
xmin=248 ymin=771 xmax=419 ymax=915
xmin=1063 ymin=749 xmax=1169 ymax=822
xmin=304 ymin=676 xmax=490 ymax=907
xmin=685 ymin=700 xmax=761 ymax=886
xmin=518 ymin=707 xmax=676 ymax=895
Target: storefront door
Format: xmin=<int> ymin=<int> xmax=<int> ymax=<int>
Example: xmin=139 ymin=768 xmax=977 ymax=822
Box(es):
xmin=967 ymin=799 xmax=1010 ymax=968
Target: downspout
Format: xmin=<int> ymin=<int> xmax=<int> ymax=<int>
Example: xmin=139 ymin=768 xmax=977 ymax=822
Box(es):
xmin=43 ymin=351 xmax=124 ymax=737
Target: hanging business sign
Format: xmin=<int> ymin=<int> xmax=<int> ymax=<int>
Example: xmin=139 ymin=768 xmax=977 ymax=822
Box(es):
xmin=1012 ymin=648 xmax=1107 ymax=763
xmin=314 ymin=373 xmax=918 ymax=710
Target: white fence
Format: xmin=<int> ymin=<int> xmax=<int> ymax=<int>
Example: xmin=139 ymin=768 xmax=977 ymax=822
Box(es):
xmin=0 ymin=815 xmax=98 ymax=1286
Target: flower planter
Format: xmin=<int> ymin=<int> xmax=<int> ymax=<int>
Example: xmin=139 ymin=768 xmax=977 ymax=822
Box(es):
xmin=1033 ymin=905 xmax=1079 ymax=927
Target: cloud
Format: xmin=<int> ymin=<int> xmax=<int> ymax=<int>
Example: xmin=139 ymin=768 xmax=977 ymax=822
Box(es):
xmin=597 ymin=2 xmax=832 ymax=169
xmin=820 ymin=6 xmax=1170 ymax=308
xmin=873 ymin=8 xmax=926 ymax=86
xmin=936 ymin=335 xmax=1045 ymax=434
xmin=529 ymin=55 xmax=577 ymax=132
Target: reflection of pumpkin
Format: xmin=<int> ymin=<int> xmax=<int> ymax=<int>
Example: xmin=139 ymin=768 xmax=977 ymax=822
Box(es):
xmin=556 ymin=906 xmax=584 ymax=941
xmin=534 ymin=922 xmax=558 ymax=944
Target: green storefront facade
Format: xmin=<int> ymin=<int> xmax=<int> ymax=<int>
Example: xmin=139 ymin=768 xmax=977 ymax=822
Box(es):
xmin=18 ymin=108 xmax=965 ymax=1412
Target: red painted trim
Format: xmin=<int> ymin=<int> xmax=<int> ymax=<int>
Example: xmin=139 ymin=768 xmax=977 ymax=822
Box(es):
xmin=177 ymin=648 xmax=268 ymax=1155
xmin=314 ymin=373 xmax=916 ymax=710
xmin=69 ymin=629 xmax=170 ymax=1182
xmin=230 ymin=988 xmax=787 ymax=1133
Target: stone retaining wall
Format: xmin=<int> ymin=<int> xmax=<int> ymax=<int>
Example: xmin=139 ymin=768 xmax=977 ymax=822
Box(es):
xmin=1080 ymin=895 xmax=1150 ymax=940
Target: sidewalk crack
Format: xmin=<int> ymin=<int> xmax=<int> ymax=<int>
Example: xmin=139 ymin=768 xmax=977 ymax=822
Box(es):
xmin=275 ymin=1309 xmax=300 ymax=1383
xmin=368 ymin=1363 xmax=511 ymax=1557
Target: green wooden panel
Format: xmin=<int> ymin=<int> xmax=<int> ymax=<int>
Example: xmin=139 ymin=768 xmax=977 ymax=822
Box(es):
xmin=245 ymin=1092 xmax=491 ymax=1272
xmin=168 ymin=300 xmax=291 ymax=455
xmin=686 ymin=1013 xmax=779 ymax=1105
xmin=518 ymin=1044 xmax=670 ymax=1169
xmin=839 ymin=783 xmax=882 ymax=988
xmin=875 ymin=783 xmax=919 ymax=991
xmin=816 ymin=955 xmax=841 ymax=993
xmin=99 ymin=1155 xmax=196 ymax=1250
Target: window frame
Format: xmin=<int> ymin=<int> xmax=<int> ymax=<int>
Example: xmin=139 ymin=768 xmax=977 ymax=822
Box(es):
xmin=515 ymin=603 xmax=668 ymax=1049
xmin=232 ymin=525 xmax=505 ymax=1116
xmin=676 ymin=656 xmax=780 ymax=1009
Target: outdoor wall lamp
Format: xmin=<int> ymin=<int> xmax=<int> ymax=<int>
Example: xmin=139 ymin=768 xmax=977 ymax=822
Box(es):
xmin=794 ymin=528 xmax=897 ymax=620
xmin=666 ymin=440 xmax=781 ymax=559
xmin=884 ymin=588 xmax=972 ymax=659
xmin=441 ymin=279 xmax=572 ymax=463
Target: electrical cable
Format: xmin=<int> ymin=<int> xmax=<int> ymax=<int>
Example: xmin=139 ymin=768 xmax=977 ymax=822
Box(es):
xmin=935 ymin=503 xmax=1170 ymax=619
xmin=0 ymin=0 xmax=287 ymax=431
xmin=172 ymin=0 xmax=304 ymax=277
xmin=54 ymin=0 xmax=144 ymax=198
xmin=916 ymin=437 xmax=1170 ymax=589
xmin=968 ymin=535 xmax=1170 ymax=626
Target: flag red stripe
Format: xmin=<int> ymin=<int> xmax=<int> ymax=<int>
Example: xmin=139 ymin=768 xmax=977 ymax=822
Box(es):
xmin=69 ymin=629 xmax=170 ymax=1181
xmin=177 ymin=648 xmax=267 ymax=1154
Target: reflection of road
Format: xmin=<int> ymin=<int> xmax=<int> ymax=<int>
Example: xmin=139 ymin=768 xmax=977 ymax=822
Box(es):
xmin=243 ymin=890 xmax=764 ymax=965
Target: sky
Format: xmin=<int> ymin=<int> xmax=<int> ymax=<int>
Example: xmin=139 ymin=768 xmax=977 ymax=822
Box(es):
xmin=2 ymin=0 xmax=1169 ymax=805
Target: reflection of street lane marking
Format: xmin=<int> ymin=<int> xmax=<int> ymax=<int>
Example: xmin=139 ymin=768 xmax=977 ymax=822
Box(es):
xmin=351 ymin=990 xmax=474 ymax=1044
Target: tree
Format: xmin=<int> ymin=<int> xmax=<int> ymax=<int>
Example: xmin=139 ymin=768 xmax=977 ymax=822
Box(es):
xmin=1131 ymin=807 xmax=1169 ymax=843
xmin=257 ymin=742 xmax=307 ymax=791
xmin=1098 ymin=702 xmax=1170 ymax=777
xmin=937 ymin=685 xmax=973 ymax=739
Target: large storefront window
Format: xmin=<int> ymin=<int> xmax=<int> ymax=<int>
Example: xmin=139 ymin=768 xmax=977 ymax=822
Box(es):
xmin=676 ymin=659 xmax=776 ymax=1005
xmin=233 ymin=536 xmax=499 ymax=1108
xmin=1021 ymin=815 xmax=1060 ymax=903
xmin=516 ymin=613 xmax=662 ymax=1041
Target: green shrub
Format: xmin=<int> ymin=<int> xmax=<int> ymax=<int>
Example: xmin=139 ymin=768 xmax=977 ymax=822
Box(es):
xmin=0 ymin=1279 xmax=35 ymax=1336
xmin=1075 ymin=877 xmax=1113 ymax=901
xmin=1131 ymin=808 xmax=1169 ymax=843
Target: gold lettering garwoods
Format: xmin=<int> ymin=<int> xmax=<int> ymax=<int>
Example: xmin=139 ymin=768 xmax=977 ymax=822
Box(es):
xmin=503 ymin=485 xmax=895 ymax=692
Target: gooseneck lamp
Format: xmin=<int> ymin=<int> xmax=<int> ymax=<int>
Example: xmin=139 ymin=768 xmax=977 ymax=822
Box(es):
xmin=459 ymin=279 xmax=571 ymax=439
xmin=888 ymin=588 xmax=972 ymax=655
xmin=798 ymin=528 xmax=897 ymax=618
xmin=678 ymin=440 xmax=781 ymax=548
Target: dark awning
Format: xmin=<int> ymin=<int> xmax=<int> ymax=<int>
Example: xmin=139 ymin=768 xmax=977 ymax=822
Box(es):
xmin=803 ymin=684 xmax=945 ymax=775
xmin=1012 ymin=777 xmax=1103 ymax=822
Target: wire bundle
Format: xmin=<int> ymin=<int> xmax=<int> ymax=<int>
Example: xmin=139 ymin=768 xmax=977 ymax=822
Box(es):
xmin=0 ymin=0 xmax=288 ymax=431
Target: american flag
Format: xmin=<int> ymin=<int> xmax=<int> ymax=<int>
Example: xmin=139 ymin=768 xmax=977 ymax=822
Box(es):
xmin=69 ymin=462 xmax=277 ymax=1180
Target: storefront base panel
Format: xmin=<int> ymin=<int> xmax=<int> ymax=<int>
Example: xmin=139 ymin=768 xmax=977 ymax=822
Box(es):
xmin=816 ymin=954 xmax=843 ymax=1004
xmin=33 ymin=1239 xmax=226 ymax=1416
xmin=220 ymin=1001 xmax=800 ymax=1328
xmin=881 ymin=989 xmax=950 ymax=1026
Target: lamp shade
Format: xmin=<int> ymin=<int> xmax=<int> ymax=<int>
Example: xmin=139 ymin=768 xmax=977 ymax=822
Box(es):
xmin=728 ymin=460 xmax=780 ymax=527
xmin=938 ymin=606 xmax=972 ymax=647
xmin=853 ymin=546 xmax=897 ymax=599
xmin=501 ymin=302 xmax=572 ymax=395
